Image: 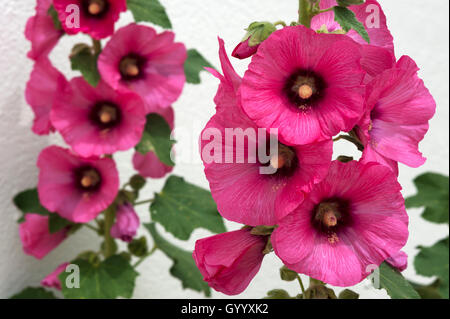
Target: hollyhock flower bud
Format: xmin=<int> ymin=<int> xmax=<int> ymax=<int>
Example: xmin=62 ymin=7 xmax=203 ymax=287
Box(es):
xmin=51 ymin=77 xmax=146 ymax=157
xmin=98 ymin=24 xmax=187 ymax=113
xmin=53 ymin=0 xmax=127 ymax=39
xmin=25 ymin=58 xmax=68 ymax=135
xmin=19 ymin=214 xmax=67 ymax=259
xmin=41 ymin=262 xmax=69 ymax=290
xmin=240 ymin=26 xmax=365 ymax=145
xmin=231 ymin=38 xmax=259 ymax=59
xmin=132 ymin=106 xmax=174 ymax=178
xmin=356 ymin=56 xmax=435 ymax=173
xmin=311 ymin=0 xmax=394 ymax=53
xmin=110 ymin=203 xmax=139 ymax=242
xmin=193 ymin=228 xmax=267 ymax=295
xmin=25 ymin=0 xmax=64 ymax=60
xmin=201 ymin=39 xmax=333 ymax=226
xmin=386 ymin=251 xmax=408 ymax=272
xmin=37 ymin=146 xmax=119 ymax=223
xmin=272 ymin=161 xmax=409 ymax=287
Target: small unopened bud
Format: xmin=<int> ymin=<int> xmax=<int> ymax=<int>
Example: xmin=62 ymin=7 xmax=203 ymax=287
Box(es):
xmin=232 ymin=39 xmax=259 ymax=60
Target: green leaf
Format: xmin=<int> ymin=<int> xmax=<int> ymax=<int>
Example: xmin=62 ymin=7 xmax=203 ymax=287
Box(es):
xmin=135 ymin=113 xmax=175 ymax=166
xmin=145 ymin=223 xmax=211 ymax=296
xmin=405 ymin=173 xmax=449 ymax=224
xmin=333 ymin=6 xmax=370 ymax=43
xmin=13 ymin=188 xmax=51 ymax=221
xmin=338 ymin=289 xmax=359 ymax=299
xmin=47 ymin=5 xmax=62 ymax=30
xmin=263 ymin=289 xmax=294 ymax=299
xmin=415 ymin=237 xmax=449 ymax=298
xmin=337 ymin=0 xmax=365 ymax=7
xmin=59 ymin=255 xmax=138 ymax=299
xmin=374 ymin=262 xmax=420 ymax=299
xmin=10 ymin=287 xmax=57 ymax=299
xmin=410 ymin=279 xmax=443 ymax=299
xmin=48 ymin=213 xmax=72 ymax=234
xmin=150 ymin=175 xmax=226 ymax=240
xmin=70 ymin=44 xmax=100 ymax=87
xmin=127 ymin=0 xmax=172 ymax=29
xmin=184 ymin=49 xmax=214 ymax=84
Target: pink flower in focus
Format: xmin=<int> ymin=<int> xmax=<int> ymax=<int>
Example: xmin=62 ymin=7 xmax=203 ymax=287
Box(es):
xmin=37 ymin=146 xmax=119 ymax=223
xmin=311 ymin=0 xmax=394 ymax=53
xmin=133 ymin=106 xmax=174 ymax=179
xmin=19 ymin=214 xmax=67 ymax=259
xmin=193 ymin=228 xmax=267 ymax=295
xmin=357 ymin=56 xmax=436 ymax=173
xmin=25 ymin=0 xmax=64 ymax=60
xmin=232 ymin=38 xmax=259 ymax=60
xmin=98 ymin=24 xmax=187 ymax=113
xmin=272 ymin=161 xmax=408 ymax=287
xmin=201 ymin=39 xmax=333 ymax=226
xmin=41 ymin=262 xmax=69 ymax=290
xmin=110 ymin=203 xmax=140 ymax=242
xmin=240 ymin=26 xmax=365 ymax=145
xmin=51 ymin=77 xmax=146 ymax=157
xmin=25 ymin=57 xmax=68 ymax=135
xmin=386 ymin=251 xmax=408 ymax=272
xmin=53 ymin=0 xmax=127 ymax=39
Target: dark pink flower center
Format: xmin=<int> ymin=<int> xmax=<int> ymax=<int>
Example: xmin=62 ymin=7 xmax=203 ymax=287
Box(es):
xmin=75 ymin=166 xmax=102 ymax=192
xmin=82 ymin=0 xmax=109 ymax=18
xmin=312 ymin=198 xmax=352 ymax=244
xmin=262 ymin=142 xmax=298 ymax=177
xmin=119 ymin=54 xmax=146 ymax=81
xmin=284 ymin=70 xmax=326 ymax=110
xmin=89 ymin=102 xmax=122 ymax=130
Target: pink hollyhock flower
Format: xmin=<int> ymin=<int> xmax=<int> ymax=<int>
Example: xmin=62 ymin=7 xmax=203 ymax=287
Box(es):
xmin=110 ymin=203 xmax=140 ymax=242
xmin=53 ymin=0 xmax=127 ymax=39
xmin=193 ymin=228 xmax=267 ymax=295
xmin=201 ymin=39 xmax=333 ymax=226
xmin=25 ymin=58 xmax=68 ymax=135
xmin=41 ymin=262 xmax=69 ymax=290
xmin=272 ymin=160 xmax=408 ymax=287
xmin=356 ymin=56 xmax=436 ymax=173
xmin=386 ymin=251 xmax=408 ymax=272
xmin=132 ymin=106 xmax=174 ymax=178
xmin=19 ymin=214 xmax=67 ymax=259
xmin=232 ymin=38 xmax=259 ymax=60
xmin=98 ymin=24 xmax=187 ymax=113
xmin=311 ymin=0 xmax=394 ymax=53
xmin=37 ymin=146 xmax=119 ymax=223
xmin=240 ymin=26 xmax=365 ymax=145
xmin=51 ymin=77 xmax=146 ymax=157
xmin=25 ymin=0 xmax=64 ymax=60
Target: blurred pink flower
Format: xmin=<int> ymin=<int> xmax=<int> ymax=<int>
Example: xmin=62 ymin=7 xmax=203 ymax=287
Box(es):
xmin=110 ymin=203 xmax=140 ymax=242
xmin=37 ymin=146 xmax=119 ymax=223
xmin=19 ymin=214 xmax=67 ymax=259
xmin=53 ymin=0 xmax=126 ymax=39
xmin=51 ymin=77 xmax=146 ymax=157
xmin=98 ymin=24 xmax=187 ymax=113
xmin=41 ymin=262 xmax=69 ymax=290
xmin=193 ymin=229 xmax=267 ymax=295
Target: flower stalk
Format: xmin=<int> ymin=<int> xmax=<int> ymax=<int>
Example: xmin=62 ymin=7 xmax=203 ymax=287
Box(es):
xmin=298 ymin=0 xmax=313 ymax=27
xmin=103 ymin=205 xmax=116 ymax=258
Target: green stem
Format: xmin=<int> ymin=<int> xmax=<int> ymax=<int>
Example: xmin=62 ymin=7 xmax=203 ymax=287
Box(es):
xmin=84 ymin=223 xmax=100 ymax=233
xmin=92 ymin=38 xmax=101 ymax=55
xmin=103 ymin=205 xmax=116 ymax=258
xmin=133 ymin=245 xmax=158 ymax=268
xmin=134 ymin=198 xmax=154 ymax=206
xmin=297 ymin=275 xmax=307 ymax=298
xmin=298 ymin=0 xmax=313 ymax=27
xmin=333 ymin=134 xmax=364 ymax=152
xmin=274 ymin=20 xmax=287 ymax=27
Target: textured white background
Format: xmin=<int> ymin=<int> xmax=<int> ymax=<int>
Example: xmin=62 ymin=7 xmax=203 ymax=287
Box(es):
xmin=0 ymin=0 xmax=448 ymax=299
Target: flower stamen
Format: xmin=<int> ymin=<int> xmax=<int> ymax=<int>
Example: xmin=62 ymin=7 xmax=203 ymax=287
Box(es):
xmin=87 ymin=0 xmax=106 ymax=16
xmin=298 ymin=84 xmax=313 ymax=100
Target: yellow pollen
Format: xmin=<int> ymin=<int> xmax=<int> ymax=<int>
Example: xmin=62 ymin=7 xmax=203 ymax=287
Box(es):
xmin=298 ymin=84 xmax=313 ymax=99
xmin=270 ymin=155 xmax=285 ymax=169
xmin=126 ymin=64 xmax=140 ymax=77
xmin=99 ymin=111 xmax=112 ymax=124
xmin=328 ymin=232 xmax=339 ymax=244
xmin=88 ymin=3 xmax=102 ymax=15
xmin=323 ymin=210 xmax=338 ymax=227
xmin=81 ymin=176 xmax=93 ymax=188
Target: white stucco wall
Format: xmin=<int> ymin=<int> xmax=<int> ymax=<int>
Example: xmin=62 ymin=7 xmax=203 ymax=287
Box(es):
xmin=0 ymin=0 xmax=448 ymax=299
